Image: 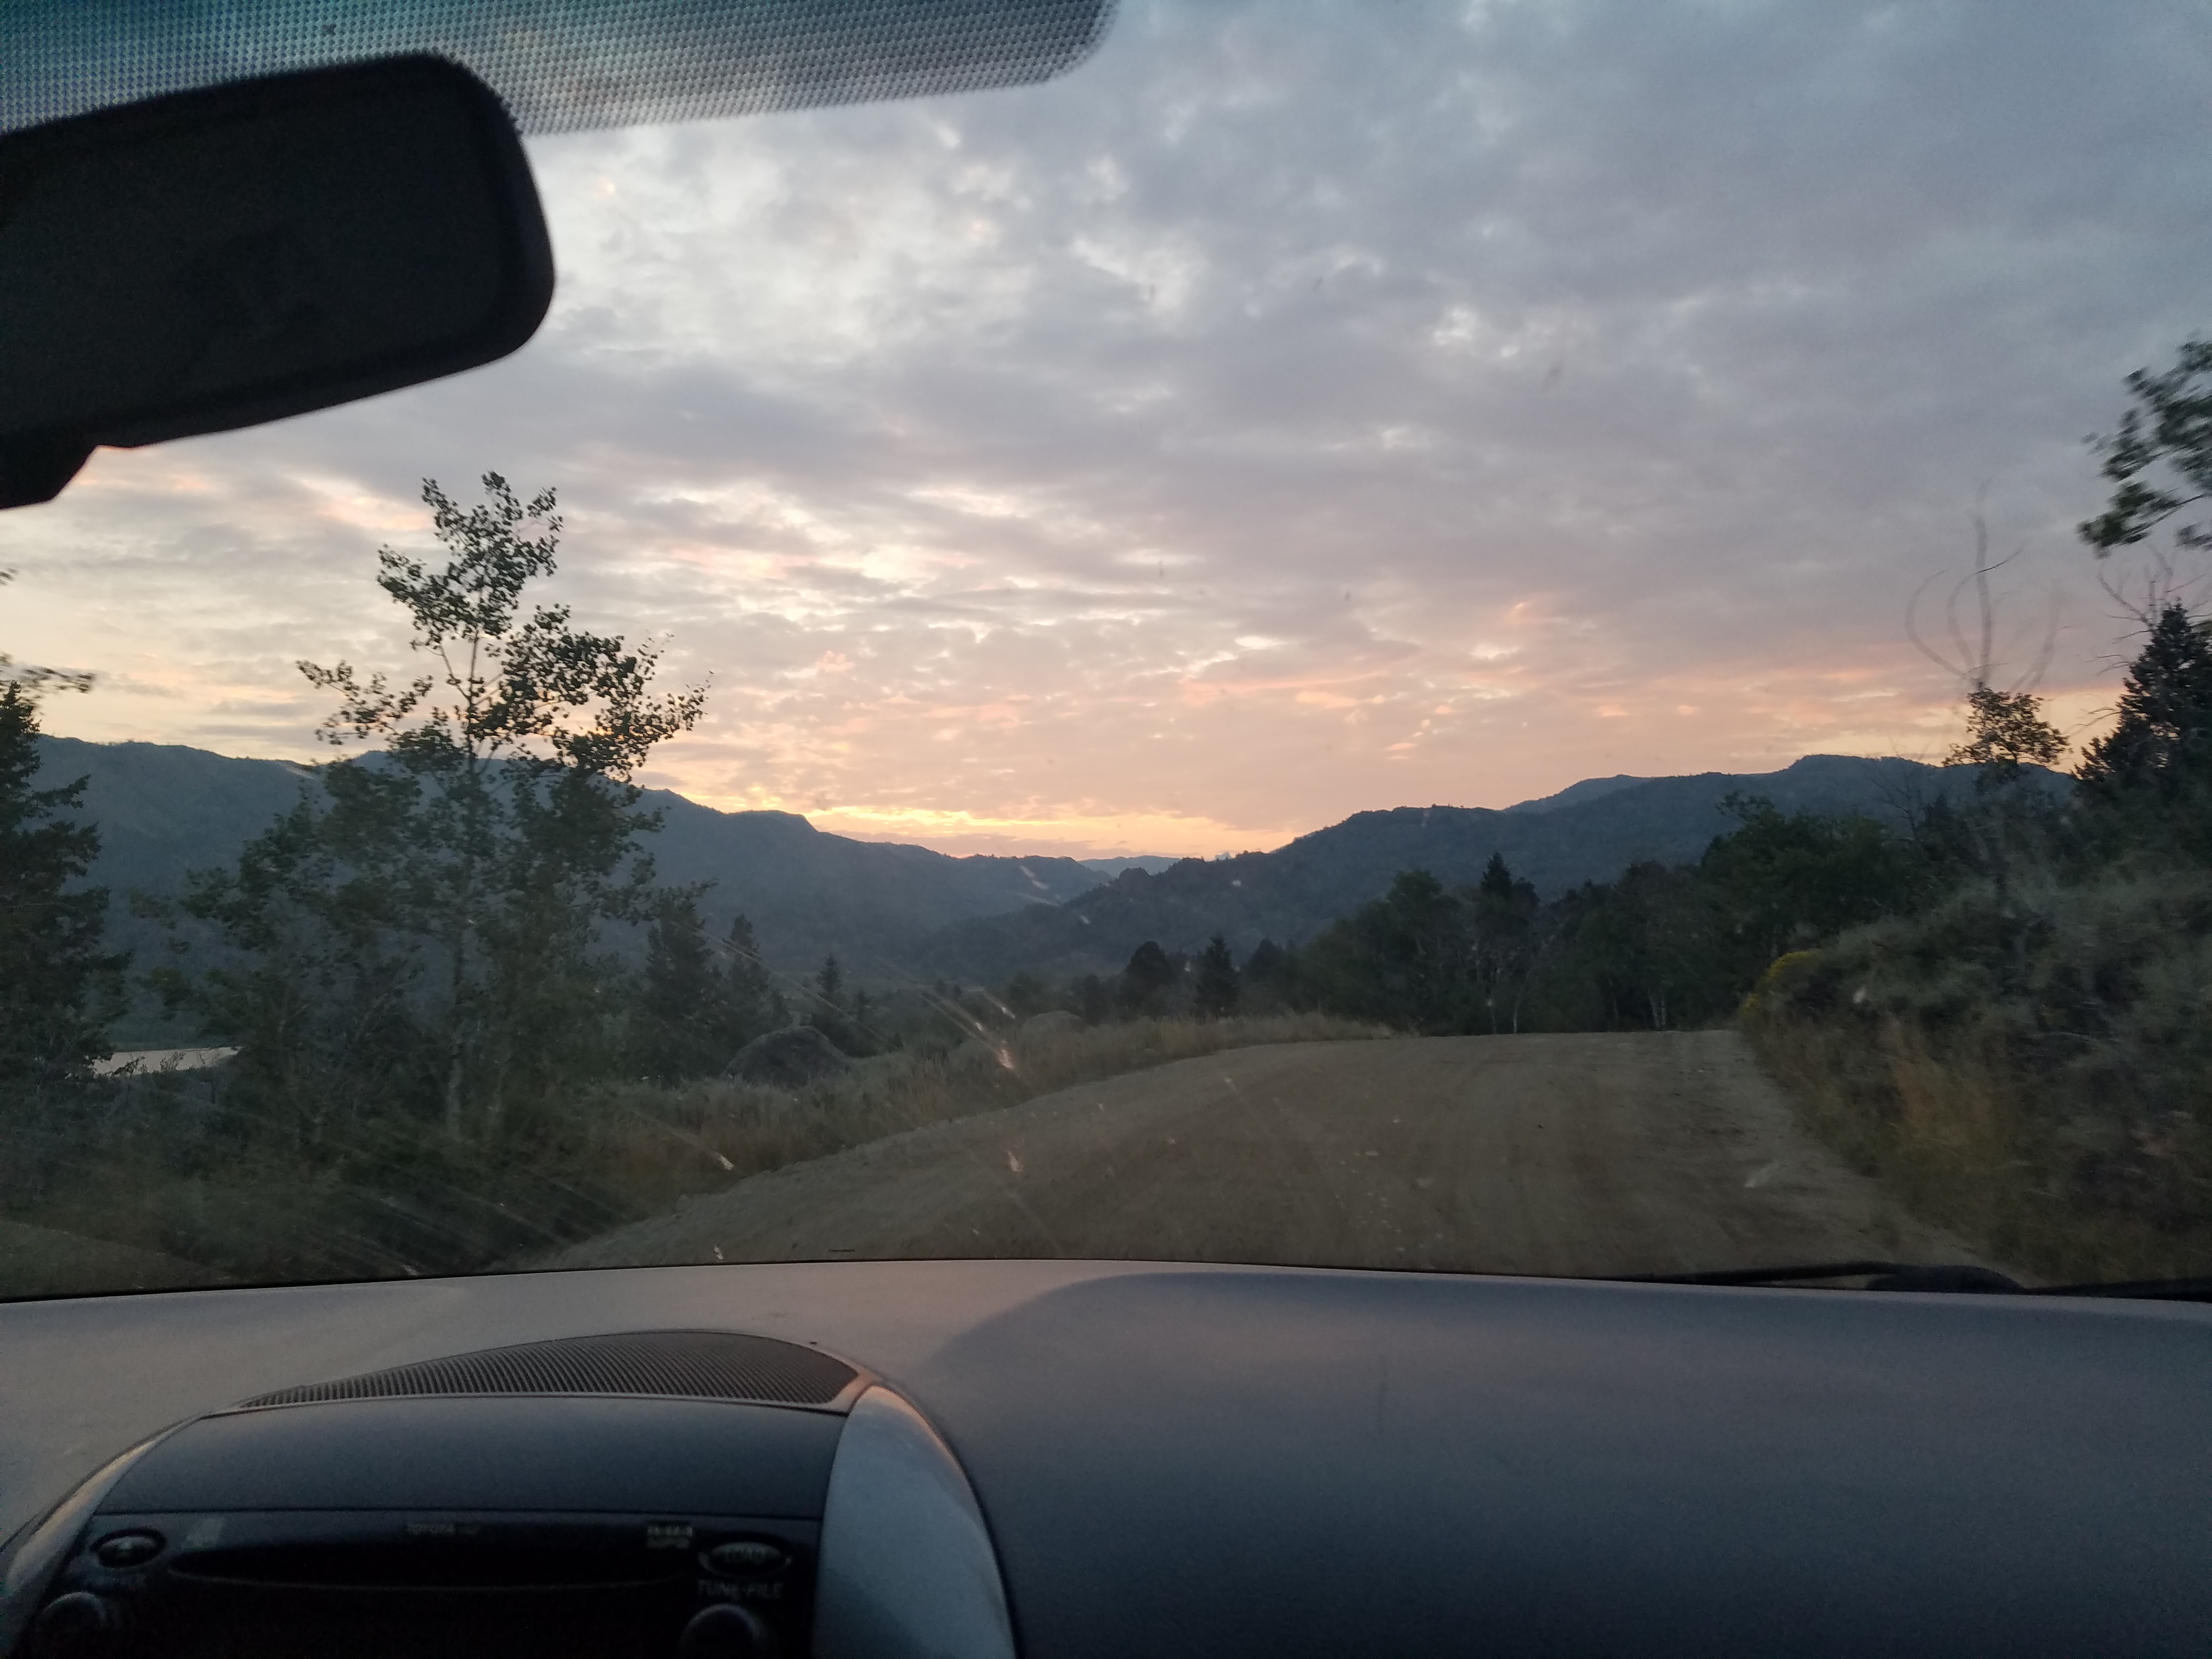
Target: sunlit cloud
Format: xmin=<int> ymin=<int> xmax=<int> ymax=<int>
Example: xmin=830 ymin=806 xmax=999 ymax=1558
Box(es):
xmin=4 ymin=0 xmax=2205 ymax=858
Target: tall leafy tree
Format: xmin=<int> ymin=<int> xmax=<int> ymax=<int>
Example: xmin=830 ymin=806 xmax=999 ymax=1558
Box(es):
xmin=1931 ymin=679 xmax=2066 ymax=902
xmin=1570 ymin=861 xmax=1713 ymax=1031
xmin=155 ymin=792 xmax=426 ymax=1150
xmin=1699 ymin=795 xmax=1926 ymax=966
xmin=1945 ymin=685 xmax=2066 ymax=788
xmin=166 ymin=473 xmax=704 ymax=1141
xmin=0 ymin=682 xmax=123 ymax=1095
xmin=1117 ymin=940 xmax=1180 ymax=1018
xmin=1300 ymin=870 xmax=1470 ymax=1032
xmin=2079 ymin=338 xmax=2212 ymax=556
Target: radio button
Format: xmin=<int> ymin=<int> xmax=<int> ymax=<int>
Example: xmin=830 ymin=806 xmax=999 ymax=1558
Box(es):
xmin=93 ymin=1531 xmax=164 ymax=1568
xmin=701 ymin=1539 xmax=786 ymax=1578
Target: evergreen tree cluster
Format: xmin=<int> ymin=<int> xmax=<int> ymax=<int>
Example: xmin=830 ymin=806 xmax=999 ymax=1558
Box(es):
xmin=0 ymin=682 xmax=123 ymax=1099
xmin=1199 ymin=798 xmax=1938 ymax=1038
xmin=629 ymin=901 xmax=786 ymax=1081
xmin=1040 ymin=932 xmax=1244 ymax=1028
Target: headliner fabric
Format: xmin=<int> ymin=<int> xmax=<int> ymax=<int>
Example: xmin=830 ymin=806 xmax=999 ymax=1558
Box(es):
xmin=0 ymin=0 xmax=1116 ymax=136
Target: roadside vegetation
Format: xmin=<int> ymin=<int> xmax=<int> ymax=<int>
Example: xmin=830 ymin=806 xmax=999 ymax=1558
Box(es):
xmin=0 ymin=479 xmax=1379 ymax=1294
xmin=1740 ymin=346 xmax=2212 ymax=1283
xmin=6 ymin=345 xmax=2210 ymax=1293
xmin=0 ymin=1009 xmax=1376 ymax=1292
xmin=1039 ymin=343 xmax=2207 ymax=1284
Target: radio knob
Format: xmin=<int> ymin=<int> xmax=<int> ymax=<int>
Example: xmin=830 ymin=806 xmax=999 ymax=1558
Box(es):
xmin=32 ymin=1592 xmax=123 ymax=1657
xmin=677 ymin=1602 xmax=774 ymax=1658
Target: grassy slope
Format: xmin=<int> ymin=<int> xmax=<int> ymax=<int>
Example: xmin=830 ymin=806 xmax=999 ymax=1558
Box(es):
xmin=1742 ymin=867 xmax=2212 ymax=1283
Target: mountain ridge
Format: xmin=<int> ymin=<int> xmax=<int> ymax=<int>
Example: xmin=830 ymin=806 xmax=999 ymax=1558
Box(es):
xmin=30 ymin=737 xmax=1107 ymax=971
xmin=907 ymin=754 xmax=2066 ymax=982
xmin=32 ymin=738 xmax=2054 ymax=985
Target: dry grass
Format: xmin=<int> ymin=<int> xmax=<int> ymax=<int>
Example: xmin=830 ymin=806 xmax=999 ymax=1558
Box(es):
xmin=0 ymin=1014 xmax=1383 ymax=1296
xmin=1741 ymin=872 xmax=2212 ymax=1284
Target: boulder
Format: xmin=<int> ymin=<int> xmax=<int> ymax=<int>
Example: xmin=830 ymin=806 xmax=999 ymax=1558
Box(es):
xmin=1019 ymin=1009 xmax=1084 ymax=1043
xmin=724 ymin=1024 xmax=852 ymax=1089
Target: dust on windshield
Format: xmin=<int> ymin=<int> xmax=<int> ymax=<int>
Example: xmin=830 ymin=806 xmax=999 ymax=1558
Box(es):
xmin=3 ymin=1 xmax=2209 ymax=1299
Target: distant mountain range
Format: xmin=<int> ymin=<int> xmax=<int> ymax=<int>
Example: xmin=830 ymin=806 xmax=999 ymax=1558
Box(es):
xmin=34 ymin=738 xmax=2050 ymax=987
xmin=31 ymin=738 xmax=1112 ymax=972
xmin=907 ymin=755 xmax=2066 ymax=983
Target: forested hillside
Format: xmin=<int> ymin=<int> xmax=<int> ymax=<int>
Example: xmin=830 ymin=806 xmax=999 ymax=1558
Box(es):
xmin=36 ymin=739 xmax=2057 ymax=984
xmin=915 ymin=754 xmax=2059 ymax=982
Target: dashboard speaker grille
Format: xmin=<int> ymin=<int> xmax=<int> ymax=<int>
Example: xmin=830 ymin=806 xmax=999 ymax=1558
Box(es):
xmin=235 ymin=1329 xmax=859 ymax=1410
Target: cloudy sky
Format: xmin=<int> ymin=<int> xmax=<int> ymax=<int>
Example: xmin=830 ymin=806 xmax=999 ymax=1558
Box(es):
xmin=6 ymin=0 xmax=2209 ymax=857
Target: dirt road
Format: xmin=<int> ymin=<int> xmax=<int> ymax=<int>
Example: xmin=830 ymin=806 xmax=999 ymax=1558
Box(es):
xmin=543 ymin=1030 xmax=2002 ymax=1279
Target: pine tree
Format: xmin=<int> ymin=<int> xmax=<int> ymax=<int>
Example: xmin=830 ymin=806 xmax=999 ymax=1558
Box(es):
xmin=803 ymin=951 xmax=877 ymax=1056
xmin=0 ymin=683 xmax=123 ymax=1093
xmin=1477 ymin=851 xmax=1519 ymax=902
xmin=1192 ymin=934 xmax=1240 ymax=1020
xmin=2078 ymin=602 xmax=2212 ymax=808
xmin=1470 ymin=853 xmax=1539 ymax=1032
xmin=631 ymin=894 xmax=721 ymax=1079
xmin=710 ymin=914 xmax=782 ymax=1060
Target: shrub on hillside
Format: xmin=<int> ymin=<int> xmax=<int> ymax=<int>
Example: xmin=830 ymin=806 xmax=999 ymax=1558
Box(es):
xmin=1741 ymin=870 xmax=2212 ymax=1280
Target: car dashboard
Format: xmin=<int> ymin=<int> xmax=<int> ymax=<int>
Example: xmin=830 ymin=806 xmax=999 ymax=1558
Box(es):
xmin=1 ymin=1329 xmax=1003 ymax=1659
xmin=2 ymin=1260 xmax=2209 ymax=1658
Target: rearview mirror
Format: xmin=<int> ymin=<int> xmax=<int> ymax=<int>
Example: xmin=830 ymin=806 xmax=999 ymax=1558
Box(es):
xmin=0 ymin=55 xmax=552 ymax=509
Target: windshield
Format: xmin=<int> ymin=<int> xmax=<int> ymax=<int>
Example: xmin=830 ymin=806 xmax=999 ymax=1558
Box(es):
xmin=4 ymin=0 xmax=2209 ymax=1300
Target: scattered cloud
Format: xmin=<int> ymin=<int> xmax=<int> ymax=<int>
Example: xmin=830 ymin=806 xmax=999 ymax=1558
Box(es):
xmin=5 ymin=0 xmax=2207 ymax=856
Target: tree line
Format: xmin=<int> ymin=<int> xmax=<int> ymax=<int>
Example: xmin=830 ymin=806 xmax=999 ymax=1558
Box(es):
xmin=0 ymin=475 xmax=918 ymax=1203
xmin=1048 ymin=553 xmax=2203 ymax=1044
